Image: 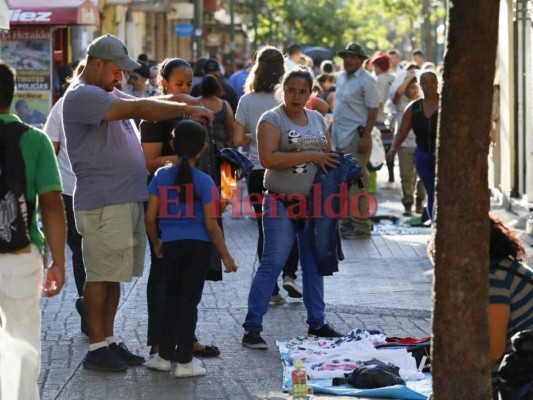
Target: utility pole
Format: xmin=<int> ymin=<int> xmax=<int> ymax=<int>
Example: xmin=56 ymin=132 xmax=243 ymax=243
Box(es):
xmin=253 ymin=0 xmax=258 ymax=49
xmin=230 ymin=0 xmax=235 ymax=70
xmin=194 ymin=0 xmax=203 ymax=59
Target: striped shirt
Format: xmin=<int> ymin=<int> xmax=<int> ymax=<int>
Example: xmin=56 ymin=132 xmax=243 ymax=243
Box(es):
xmin=489 ymin=257 xmax=533 ymax=345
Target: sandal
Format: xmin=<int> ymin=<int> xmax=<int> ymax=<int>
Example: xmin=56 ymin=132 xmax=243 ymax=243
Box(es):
xmin=193 ymin=345 xmax=220 ymax=357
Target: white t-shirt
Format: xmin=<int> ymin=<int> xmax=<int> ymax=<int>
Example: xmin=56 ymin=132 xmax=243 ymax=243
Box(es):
xmin=43 ymin=97 xmax=76 ymax=196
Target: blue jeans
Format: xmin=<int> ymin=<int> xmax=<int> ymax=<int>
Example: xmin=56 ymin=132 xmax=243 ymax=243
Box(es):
xmin=414 ymin=147 xmax=436 ymax=222
xmin=243 ymin=196 xmax=325 ymax=332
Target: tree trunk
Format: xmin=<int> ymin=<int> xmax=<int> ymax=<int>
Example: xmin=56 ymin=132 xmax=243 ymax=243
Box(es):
xmin=432 ymin=1 xmax=499 ymax=399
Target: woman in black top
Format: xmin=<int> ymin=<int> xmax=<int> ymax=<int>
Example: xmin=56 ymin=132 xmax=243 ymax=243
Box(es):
xmin=387 ymin=71 xmax=439 ymax=222
xmin=140 ymin=58 xmax=221 ymax=358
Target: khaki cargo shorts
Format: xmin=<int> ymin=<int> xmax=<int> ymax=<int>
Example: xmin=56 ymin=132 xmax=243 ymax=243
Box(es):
xmin=75 ymin=202 xmax=146 ymax=283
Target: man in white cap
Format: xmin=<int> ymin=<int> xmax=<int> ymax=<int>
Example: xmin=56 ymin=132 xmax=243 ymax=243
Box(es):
xmin=332 ymin=42 xmax=379 ymax=239
xmin=62 ymin=34 xmax=213 ymax=372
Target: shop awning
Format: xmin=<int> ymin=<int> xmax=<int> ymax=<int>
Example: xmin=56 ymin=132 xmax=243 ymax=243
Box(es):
xmin=8 ymin=0 xmax=100 ymax=26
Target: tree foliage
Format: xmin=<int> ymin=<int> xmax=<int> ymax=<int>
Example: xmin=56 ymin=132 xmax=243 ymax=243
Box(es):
xmin=244 ymin=0 xmax=445 ymax=59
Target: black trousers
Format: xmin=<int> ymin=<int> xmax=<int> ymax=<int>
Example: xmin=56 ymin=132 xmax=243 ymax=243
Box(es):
xmin=247 ymin=169 xmax=299 ymax=295
xmin=159 ymin=240 xmax=211 ymax=364
xmin=62 ymin=194 xmax=85 ymax=297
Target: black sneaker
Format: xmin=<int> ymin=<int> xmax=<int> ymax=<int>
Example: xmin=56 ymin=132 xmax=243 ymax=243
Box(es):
xmin=109 ymin=342 xmax=145 ymax=365
xmin=83 ymin=347 xmax=128 ymax=372
xmin=75 ymin=297 xmax=88 ymax=336
xmin=308 ymin=323 xmax=344 ymax=338
xmin=242 ymin=331 xmax=268 ymax=349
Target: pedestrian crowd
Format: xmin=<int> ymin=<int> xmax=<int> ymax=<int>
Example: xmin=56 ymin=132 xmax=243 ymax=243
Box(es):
xmin=0 ymin=34 xmax=531 ymax=400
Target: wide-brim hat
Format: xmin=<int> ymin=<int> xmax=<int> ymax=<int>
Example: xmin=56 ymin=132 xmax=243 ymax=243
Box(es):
xmin=338 ymin=42 xmax=368 ymax=59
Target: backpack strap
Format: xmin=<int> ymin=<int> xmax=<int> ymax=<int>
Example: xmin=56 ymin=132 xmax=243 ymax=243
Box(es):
xmin=0 ymin=119 xmax=34 ymax=237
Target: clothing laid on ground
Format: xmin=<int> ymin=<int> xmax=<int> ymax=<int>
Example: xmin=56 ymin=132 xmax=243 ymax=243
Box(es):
xmin=0 ymin=115 xmax=62 ymax=400
xmin=285 ymin=329 xmax=424 ymax=381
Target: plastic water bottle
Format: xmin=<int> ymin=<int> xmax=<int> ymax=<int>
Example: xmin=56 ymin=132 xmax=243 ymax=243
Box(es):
xmin=291 ymin=359 xmax=308 ymax=399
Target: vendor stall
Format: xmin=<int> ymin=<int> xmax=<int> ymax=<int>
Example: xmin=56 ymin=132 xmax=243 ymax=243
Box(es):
xmin=1 ymin=0 xmax=99 ymax=124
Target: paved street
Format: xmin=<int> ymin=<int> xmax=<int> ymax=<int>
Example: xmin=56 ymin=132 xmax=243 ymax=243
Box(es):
xmin=39 ymin=171 xmax=436 ymax=400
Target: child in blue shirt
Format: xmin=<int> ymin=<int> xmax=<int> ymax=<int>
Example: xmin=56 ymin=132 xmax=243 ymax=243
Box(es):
xmin=144 ymin=120 xmax=237 ymax=377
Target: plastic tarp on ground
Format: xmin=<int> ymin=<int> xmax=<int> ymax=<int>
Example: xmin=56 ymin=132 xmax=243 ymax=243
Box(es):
xmin=277 ymin=339 xmax=432 ymax=399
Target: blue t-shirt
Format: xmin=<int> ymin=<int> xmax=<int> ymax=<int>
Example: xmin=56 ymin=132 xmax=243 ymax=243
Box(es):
xmin=148 ymin=164 xmax=218 ymax=242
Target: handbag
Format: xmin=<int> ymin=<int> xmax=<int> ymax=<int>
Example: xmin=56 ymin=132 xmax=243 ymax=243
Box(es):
xmin=368 ymin=127 xmax=386 ymax=171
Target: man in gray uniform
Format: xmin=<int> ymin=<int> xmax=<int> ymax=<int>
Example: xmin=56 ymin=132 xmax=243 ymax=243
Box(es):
xmin=332 ymin=42 xmax=379 ymax=239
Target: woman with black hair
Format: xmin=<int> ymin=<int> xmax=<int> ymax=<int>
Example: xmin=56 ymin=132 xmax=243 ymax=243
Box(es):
xmin=198 ymin=74 xmax=235 ymax=149
xmin=144 ymin=120 xmax=237 ymax=377
xmin=140 ymin=58 xmax=221 ymax=358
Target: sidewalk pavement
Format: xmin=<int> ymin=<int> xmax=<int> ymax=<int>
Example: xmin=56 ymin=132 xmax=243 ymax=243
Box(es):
xmin=37 ymin=170 xmax=441 ymax=400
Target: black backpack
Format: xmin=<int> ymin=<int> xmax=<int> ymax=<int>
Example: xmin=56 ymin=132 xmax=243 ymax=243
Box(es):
xmin=0 ymin=119 xmax=33 ymax=253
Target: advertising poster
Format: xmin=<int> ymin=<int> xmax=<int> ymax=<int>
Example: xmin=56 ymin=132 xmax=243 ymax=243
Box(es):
xmin=0 ymin=28 xmax=52 ymax=125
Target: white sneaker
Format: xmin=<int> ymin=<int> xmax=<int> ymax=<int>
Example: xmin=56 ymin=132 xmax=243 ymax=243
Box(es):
xmin=175 ymin=358 xmax=206 ymax=378
xmin=144 ymin=354 xmax=171 ymax=371
xmin=282 ymin=276 xmax=303 ymax=298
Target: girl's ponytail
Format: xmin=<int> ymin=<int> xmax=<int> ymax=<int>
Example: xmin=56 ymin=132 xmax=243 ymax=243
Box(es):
xmin=171 ymin=120 xmax=207 ymax=204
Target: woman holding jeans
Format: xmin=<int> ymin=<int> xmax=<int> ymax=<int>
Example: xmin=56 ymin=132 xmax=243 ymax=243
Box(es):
xmin=241 ymin=67 xmax=343 ymax=349
xmin=387 ymin=70 xmax=439 ymax=223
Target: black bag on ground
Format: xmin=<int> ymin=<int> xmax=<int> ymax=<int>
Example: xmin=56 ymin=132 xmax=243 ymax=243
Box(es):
xmin=335 ymin=359 xmax=405 ymax=389
xmin=497 ymin=329 xmax=533 ymax=400
xmin=0 ymin=120 xmax=32 ymax=253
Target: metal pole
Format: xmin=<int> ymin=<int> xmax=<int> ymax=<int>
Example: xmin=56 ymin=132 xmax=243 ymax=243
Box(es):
xmin=253 ymin=0 xmax=258 ymax=49
xmin=194 ymin=0 xmax=203 ymax=59
xmin=230 ymin=0 xmax=235 ymax=70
